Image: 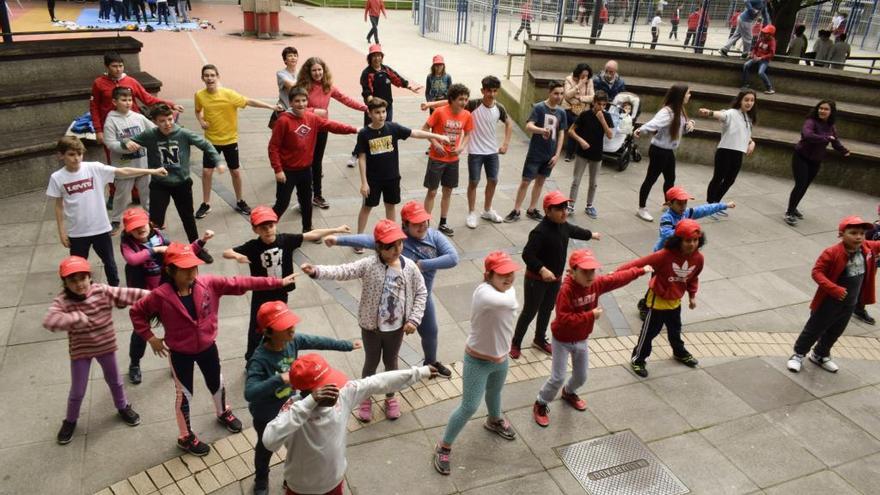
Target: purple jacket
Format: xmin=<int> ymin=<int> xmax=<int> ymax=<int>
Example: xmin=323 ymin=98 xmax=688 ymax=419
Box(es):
xmin=794 ymin=117 xmax=849 ymax=163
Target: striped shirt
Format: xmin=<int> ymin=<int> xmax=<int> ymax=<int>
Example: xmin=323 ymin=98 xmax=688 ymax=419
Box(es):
xmin=43 ymin=284 xmax=150 ymax=360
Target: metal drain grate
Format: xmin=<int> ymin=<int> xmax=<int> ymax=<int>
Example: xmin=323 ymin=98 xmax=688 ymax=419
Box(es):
xmin=556 ymin=431 xmax=689 ymax=495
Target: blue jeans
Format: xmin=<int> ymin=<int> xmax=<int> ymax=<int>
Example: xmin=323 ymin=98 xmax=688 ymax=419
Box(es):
xmin=742 ymin=60 xmax=772 ymax=90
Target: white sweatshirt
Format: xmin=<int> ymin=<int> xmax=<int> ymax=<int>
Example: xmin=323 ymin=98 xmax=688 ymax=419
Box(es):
xmin=102 ymin=110 xmax=155 ymax=168
xmin=467 ymin=283 xmax=519 ymax=359
xmin=262 ymin=366 xmax=432 ymax=494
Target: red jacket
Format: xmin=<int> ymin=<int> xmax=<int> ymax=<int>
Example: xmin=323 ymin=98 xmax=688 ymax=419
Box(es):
xmin=268 ymin=110 xmax=357 ymax=173
xmin=551 ymin=267 xmax=647 ymax=342
xmin=130 ymin=275 xmax=284 ymax=354
xmin=617 ymin=249 xmax=703 ymax=302
xmin=364 ymin=0 xmax=386 ymax=19
xmin=810 ymin=241 xmax=880 ymax=310
xmin=90 ymin=73 xmax=170 ymax=133
xmin=599 ymin=7 xmax=609 ymax=23
xmin=751 ymin=35 xmax=776 ymax=61
xmin=729 ymin=11 xmax=740 ymax=28
xmin=687 ymin=11 xmax=700 ymax=30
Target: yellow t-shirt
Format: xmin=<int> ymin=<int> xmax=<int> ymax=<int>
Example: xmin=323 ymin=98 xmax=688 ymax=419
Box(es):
xmin=645 ymin=288 xmax=681 ymax=310
xmin=194 ymin=87 xmax=248 ymax=145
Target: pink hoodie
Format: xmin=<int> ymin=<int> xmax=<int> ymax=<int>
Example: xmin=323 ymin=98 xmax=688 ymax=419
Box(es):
xmin=306 ymin=81 xmax=367 ymax=118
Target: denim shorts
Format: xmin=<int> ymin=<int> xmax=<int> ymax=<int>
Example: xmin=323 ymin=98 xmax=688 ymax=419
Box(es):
xmin=467 ymin=153 xmax=500 ymax=183
xmin=521 ymin=157 xmax=553 ymax=180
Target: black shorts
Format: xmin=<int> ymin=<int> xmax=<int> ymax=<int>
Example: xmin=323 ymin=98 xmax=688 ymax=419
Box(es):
xmin=203 ymin=142 xmax=240 ymax=170
xmin=364 ymin=178 xmax=401 ymax=207
xmin=423 ymin=158 xmax=459 ymax=190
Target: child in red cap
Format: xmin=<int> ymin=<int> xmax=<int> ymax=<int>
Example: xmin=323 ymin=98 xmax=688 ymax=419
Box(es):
xmin=264 ymin=354 xmax=437 ymax=495
xmin=787 ymin=216 xmax=880 ymax=373
xmin=43 ymin=256 xmax=150 ymax=445
xmin=301 ymin=219 xmax=427 ymax=422
xmin=617 ymin=218 xmax=705 ymax=377
xmin=434 ymin=251 xmax=521 ymax=475
xmin=510 ymin=190 xmax=599 ymax=358
xmin=854 ymin=205 xmax=880 ymax=325
xmin=245 ymin=302 xmax=361 ymax=495
xmin=532 ymin=250 xmax=653 ymax=426
xmin=130 ymin=242 xmax=297 ymax=456
xmin=119 ymin=207 xmax=214 ymax=384
xmin=223 ymin=205 xmax=349 ymax=361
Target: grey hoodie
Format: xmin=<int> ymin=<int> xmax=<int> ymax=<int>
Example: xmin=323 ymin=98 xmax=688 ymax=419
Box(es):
xmin=103 ymin=110 xmax=155 ymax=168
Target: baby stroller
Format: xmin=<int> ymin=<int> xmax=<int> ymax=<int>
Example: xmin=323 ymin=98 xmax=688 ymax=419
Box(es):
xmin=602 ymin=92 xmax=642 ymax=171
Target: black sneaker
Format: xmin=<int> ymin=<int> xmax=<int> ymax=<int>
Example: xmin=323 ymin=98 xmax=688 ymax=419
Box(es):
xmin=783 ymin=213 xmax=798 ymax=226
xmin=438 ymin=223 xmax=454 ymax=237
xmin=312 ymin=196 xmax=330 ymax=209
xmin=128 ymin=364 xmax=142 ymax=385
xmin=253 ymin=476 xmax=269 ymax=495
xmin=235 ymin=200 xmax=252 ymax=215
xmin=631 ymin=362 xmax=648 ymax=377
xmin=217 ymin=410 xmax=243 ymax=433
xmin=195 ymin=203 xmax=211 ymax=219
xmin=503 ymin=210 xmax=521 ymax=223
xmin=431 ymin=361 xmax=452 ymax=378
xmin=178 ymin=433 xmax=211 ymax=456
xmin=854 ymin=308 xmax=876 ymax=325
xmin=196 ymin=248 xmax=214 ymax=264
xmin=434 ymin=445 xmax=451 ymax=475
xmin=526 ymin=208 xmax=544 ymax=221
xmin=57 ymin=420 xmax=76 ymax=445
xmin=118 ymin=404 xmax=141 ymax=426
xmin=675 ymin=354 xmax=699 ymax=368
xmin=110 ymin=222 xmax=122 ymax=236
xmin=792 ymin=209 xmax=805 ymax=219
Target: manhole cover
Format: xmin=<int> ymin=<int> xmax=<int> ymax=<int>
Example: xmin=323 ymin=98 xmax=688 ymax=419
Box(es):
xmin=556 ymin=430 xmax=689 ymax=495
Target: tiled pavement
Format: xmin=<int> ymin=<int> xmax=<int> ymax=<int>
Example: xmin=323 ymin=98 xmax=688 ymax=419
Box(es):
xmin=2 ymin=5 xmax=880 ymax=495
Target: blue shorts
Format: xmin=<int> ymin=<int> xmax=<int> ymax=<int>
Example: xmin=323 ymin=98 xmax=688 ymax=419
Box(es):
xmin=522 ymin=157 xmax=553 ymax=180
xmin=467 ymin=154 xmax=500 ymax=183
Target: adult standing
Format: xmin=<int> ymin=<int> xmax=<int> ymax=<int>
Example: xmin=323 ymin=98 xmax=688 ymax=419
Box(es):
xmin=699 ymin=90 xmax=757 ymax=206
xmin=720 ymin=0 xmax=766 ymax=57
xmin=48 ymin=0 xmax=59 ymax=22
xmin=296 ymin=57 xmax=368 ymax=210
xmin=634 ymin=83 xmax=694 ymax=222
xmin=562 ymin=63 xmax=595 ymax=162
xmin=365 ymin=0 xmax=387 ymax=44
xmin=786 ymin=25 xmax=808 ymax=63
xmin=513 ymin=0 xmax=533 ymax=41
xmin=346 ymin=45 xmax=422 ymax=167
xmin=650 ymin=11 xmax=661 ymax=49
xmin=592 ymin=60 xmax=626 ymax=100
xmin=784 ymin=100 xmax=850 ymax=226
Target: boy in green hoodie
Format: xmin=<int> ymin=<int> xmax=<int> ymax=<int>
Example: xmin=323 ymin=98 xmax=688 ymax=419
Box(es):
xmin=126 ymin=104 xmax=220 ymax=263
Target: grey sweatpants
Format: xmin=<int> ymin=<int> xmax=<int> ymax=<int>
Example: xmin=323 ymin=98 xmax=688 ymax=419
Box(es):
xmin=722 ymin=17 xmax=755 ymax=54
xmin=537 ymin=336 xmax=589 ymax=405
xmin=569 ymin=155 xmax=601 ymax=206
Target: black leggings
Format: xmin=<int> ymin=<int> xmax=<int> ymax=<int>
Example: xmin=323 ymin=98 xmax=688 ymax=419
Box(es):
xmin=511 ymin=277 xmax=561 ymax=348
xmin=631 ymin=305 xmax=689 ymax=364
xmin=170 ymin=343 xmax=228 ymax=437
xmin=312 ymin=131 xmax=329 ymax=199
xmin=706 ymin=148 xmax=743 ymax=203
xmin=69 ymin=232 xmax=119 ymax=286
xmin=787 ymin=152 xmax=821 ymax=215
xmin=367 ymin=15 xmax=380 ymax=43
xmin=639 ymin=144 xmax=676 ymax=208
xmin=272 ymin=168 xmax=313 ymax=231
xmin=650 ymin=27 xmax=659 ymax=49
xmin=149 ymin=179 xmax=199 ymax=242
xmin=253 ymin=417 xmax=273 ymax=483
xmin=515 ymin=19 xmax=532 ymax=38
xmin=361 ymin=328 xmax=404 ymax=397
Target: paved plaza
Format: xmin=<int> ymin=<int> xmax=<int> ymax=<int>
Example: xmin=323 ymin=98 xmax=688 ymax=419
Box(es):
xmin=2 ymin=4 xmax=880 ymax=494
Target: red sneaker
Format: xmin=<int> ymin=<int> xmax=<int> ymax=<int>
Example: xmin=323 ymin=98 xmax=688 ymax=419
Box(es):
xmin=532 ymin=401 xmax=550 ymax=427
xmin=509 ymin=345 xmax=521 ymax=359
xmin=561 ymin=389 xmax=587 ymax=411
xmin=533 ymin=340 xmax=552 ymax=356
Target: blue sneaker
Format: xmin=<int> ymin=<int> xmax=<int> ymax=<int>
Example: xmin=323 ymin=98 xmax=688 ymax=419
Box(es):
xmin=584 ymin=205 xmax=598 ymax=219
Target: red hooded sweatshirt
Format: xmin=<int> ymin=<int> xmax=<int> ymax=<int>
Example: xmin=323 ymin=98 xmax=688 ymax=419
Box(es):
xmin=551 ymin=267 xmax=647 ymax=342
xmin=810 ymin=241 xmax=880 ymax=310
xmin=90 ymin=73 xmax=171 ymax=133
xmin=616 ymin=248 xmax=704 ymax=302
xmin=268 ymin=111 xmax=357 ymax=173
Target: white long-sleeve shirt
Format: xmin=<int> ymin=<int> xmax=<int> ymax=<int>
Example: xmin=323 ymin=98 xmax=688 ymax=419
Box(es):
xmin=640 ymin=106 xmax=689 ymax=150
xmin=262 ymin=366 xmax=432 ymax=494
xmin=467 ymin=283 xmax=519 ymax=359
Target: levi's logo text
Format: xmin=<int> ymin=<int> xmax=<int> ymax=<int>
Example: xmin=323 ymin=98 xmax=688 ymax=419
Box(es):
xmin=669 ymin=261 xmax=695 ymax=282
xmin=64 ymin=178 xmax=94 ymax=195
xmin=368 ymin=135 xmax=394 ymax=155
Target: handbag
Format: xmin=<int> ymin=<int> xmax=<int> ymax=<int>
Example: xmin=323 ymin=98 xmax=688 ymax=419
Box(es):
xmin=268 ymin=110 xmax=280 ymax=129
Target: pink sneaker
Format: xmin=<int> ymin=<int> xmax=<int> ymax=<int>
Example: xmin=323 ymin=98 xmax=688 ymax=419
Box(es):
xmin=384 ymin=397 xmax=401 ymax=420
xmin=356 ymin=399 xmax=372 ymax=422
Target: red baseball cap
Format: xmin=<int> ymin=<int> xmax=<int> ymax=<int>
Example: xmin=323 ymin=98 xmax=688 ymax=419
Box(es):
xmin=665 ymin=186 xmax=694 ymax=203
xmin=250 ymin=206 xmax=278 ymax=226
xmin=838 ymin=215 xmax=874 ymax=233
xmin=59 ymin=256 xmax=91 ymax=278
xmin=432 ymin=54 xmax=445 ymax=65
xmin=400 ymin=200 xmax=432 ymax=224
xmin=164 ymin=242 xmax=204 ymax=269
xmin=543 ymin=190 xmax=571 ymax=210
xmin=484 ymin=251 xmax=521 ymax=275
xmin=256 ymin=301 xmax=301 ymax=334
xmin=761 ymin=24 xmax=776 ymax=35
xmin=289 ymin=353 xmax=348 ymax=391
xmin=122 ymin=208 xmax=150 ymax=233
xmin=674 ymin=219 xmax=702 ymax=239
xmin=374 ymin=219 xmax=407 ymax=244
xmin=569 ymin=249 xmax=601 ymax=270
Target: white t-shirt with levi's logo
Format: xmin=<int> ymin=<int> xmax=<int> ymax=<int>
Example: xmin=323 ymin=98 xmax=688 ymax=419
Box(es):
xmin=46 ymin=161 xmax=115 ymax=237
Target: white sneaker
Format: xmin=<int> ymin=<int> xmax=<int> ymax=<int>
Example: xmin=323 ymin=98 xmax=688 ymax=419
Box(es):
xmin=346 ymin=155 xmax=357 ymax=168
xmin=809 ymin=352 xmax=839 ymax=373
xmin=787 ymin=354 xmax=804 ymax=373
xmin=466 ymin=212 xmax=478 ymax=229
xmin=481 ymin=209 xmax=504 ymax=223
xmin=636 ymin=208 xmax=654 ymax=222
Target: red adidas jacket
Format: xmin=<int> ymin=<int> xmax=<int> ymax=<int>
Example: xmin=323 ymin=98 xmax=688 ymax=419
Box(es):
xmin=616 ymin=249 xmax=703 ymax=302
xmin=551 ymin=267 xmax=647 ymax=342
xmin=810 ymin=241 xmax=880 ymax=310
xmin=268 ymin=111 xmax=357 ymax=173
xmin=90 ymin=73 xmax=171 ymax=133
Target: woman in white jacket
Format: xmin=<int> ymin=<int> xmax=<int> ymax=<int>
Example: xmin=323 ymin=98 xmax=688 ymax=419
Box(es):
xmin=301 ymin=219 xmax=427 ymax=423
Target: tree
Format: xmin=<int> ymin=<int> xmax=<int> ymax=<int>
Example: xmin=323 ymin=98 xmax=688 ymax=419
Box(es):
xmin=767 ymin=0 xmax=834 ymax=54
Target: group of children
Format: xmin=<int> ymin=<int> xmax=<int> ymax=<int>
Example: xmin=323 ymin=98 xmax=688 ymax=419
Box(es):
xmin=39 ymin=47 xmax=880 ymax=495
xmin=95 ymin=0 xmax=190 ymax=25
